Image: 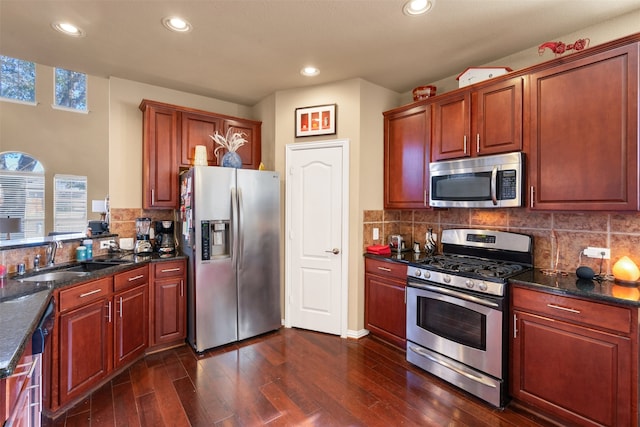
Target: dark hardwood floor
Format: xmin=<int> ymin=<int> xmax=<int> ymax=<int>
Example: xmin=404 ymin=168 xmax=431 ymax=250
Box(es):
xmin=43 ymin=328 xmax=557 ymax=426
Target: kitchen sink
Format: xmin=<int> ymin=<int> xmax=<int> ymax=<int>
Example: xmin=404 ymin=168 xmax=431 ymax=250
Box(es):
xmin=66 ymin=260 xmax=130 ymax=272
xmin=19 ymin=270 xmax=90 ymax=282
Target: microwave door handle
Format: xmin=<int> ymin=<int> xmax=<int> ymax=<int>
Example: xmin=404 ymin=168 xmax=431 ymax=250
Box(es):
xmin=490 ymin=166 xmax=498 ymax=205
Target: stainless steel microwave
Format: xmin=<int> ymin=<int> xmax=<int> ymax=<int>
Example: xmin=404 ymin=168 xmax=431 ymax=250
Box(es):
xmin=429 ymin=152 xmax=524 ymax=208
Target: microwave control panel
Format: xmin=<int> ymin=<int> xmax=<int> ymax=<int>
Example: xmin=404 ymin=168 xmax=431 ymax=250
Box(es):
xmin=498 ymin=170 xmax=517 ymax=200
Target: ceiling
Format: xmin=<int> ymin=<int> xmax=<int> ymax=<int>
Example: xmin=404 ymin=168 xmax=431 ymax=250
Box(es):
xmin=1 ymin=0 xmax=639 ymax=106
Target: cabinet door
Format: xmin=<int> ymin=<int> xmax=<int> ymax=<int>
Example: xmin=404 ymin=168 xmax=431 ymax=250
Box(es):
xmin=432 ymin=92 xmax=470 ymax=160
xmin=114 ymin=284 xmax=148 ymax=369
xmin=180 ymin=112 xmax=222 ymax=167
xmin=512 ymin=310 xmax=632 ymax=426
xmin=223 ymin=119 xmax=262 ymax=169
xmin=152 ymin=276 xmax=186 ymax=345
xmin=383 ymin=104 xmax=430 ymax=209
xmin=529 ymin=44 xmax=639 ymax=210
xmin=364 ymin=273 xmax=406 ymax=349
xmin=141 ymin=102 xmax=180 ymax=209
xmin=59 ymin=299 xmax=111 ymax=404
xmin=472 ymin=76 xmax=523 ymax=156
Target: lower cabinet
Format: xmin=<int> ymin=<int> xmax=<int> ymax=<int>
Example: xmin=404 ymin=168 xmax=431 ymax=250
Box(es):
xmin=150 ymin=259 xmax=186 ymax=347
xmin=510 ymin=285 xmax=638 ymax=427
xmin=364 ymin=257 xmax=407 ymax=349
xmin=53 ymin=267 xmax=150 ymax=410
xmin=1 ymin=340 xmax=40 ymax=427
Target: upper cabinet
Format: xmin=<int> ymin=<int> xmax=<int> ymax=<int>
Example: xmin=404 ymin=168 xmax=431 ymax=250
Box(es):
xmin=432 ymin=76 xmax=523 ymax=161
xmin=383 ymin=103 xmax=431 ymax=209
xmin=528 ymin=43 xmax=639 ymax=210
xmin=140 ymin=99 xmax=262 ymax=209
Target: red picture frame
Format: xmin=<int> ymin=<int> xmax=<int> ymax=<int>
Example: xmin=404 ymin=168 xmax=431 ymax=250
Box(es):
xmin=295 ymin=104 xmax=336 ymax=137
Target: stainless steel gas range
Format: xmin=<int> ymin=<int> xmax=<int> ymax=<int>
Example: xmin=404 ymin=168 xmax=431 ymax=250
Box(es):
xmin=406 ymin=228 xmax=533 ymax=408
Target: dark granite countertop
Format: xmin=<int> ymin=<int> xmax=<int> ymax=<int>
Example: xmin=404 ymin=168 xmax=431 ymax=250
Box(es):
xmin=0 ymin=251 xmax=187 ymax=379
xmin=509 ymin=269 xmax=640 ymax=308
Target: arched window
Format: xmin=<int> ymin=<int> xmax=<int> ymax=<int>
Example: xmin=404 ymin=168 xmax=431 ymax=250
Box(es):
xmin=0 ymin=152 xmax=45 ymax=239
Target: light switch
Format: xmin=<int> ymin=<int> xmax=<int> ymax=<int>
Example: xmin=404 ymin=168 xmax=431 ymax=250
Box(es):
xmin=373 ymin=228 xmax=379 ymax=240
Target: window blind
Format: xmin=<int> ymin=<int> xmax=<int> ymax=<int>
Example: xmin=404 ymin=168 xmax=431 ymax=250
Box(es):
xmin=0 ymin=171 xmax=45 ymax=239
xmin=53 ymin=174 xmax=87 ymax=233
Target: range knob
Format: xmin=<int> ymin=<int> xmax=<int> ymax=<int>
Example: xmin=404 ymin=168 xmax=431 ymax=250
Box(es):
xmin=477 ymin=282 xmax=488 ymax=292
xmin=424 ymin=270 xmax=431 ymax=279
xmin=414 ymin=270 xmax=421 ymax=277
xmin=465 ymin=280 xmax=475 ymax=289
xmin=443 ymin=275 xmax=451 ymax=284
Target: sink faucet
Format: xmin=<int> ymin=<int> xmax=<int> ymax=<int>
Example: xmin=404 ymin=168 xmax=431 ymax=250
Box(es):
xmin=46 ymin=241 xmax=62 ymax=266
xmin=34 ymin=254 xmax=41 ymax=271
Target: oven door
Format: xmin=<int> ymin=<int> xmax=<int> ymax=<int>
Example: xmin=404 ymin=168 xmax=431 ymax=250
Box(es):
xmin=406 ymin=281 xmax=503 ymax=378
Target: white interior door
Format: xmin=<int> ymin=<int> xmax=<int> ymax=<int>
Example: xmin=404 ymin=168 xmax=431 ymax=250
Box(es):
xmin=285 ymin=140 xmax=349 ymax=336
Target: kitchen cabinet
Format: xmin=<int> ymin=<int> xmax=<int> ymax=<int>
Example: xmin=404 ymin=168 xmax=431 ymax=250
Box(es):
xmin=432 ymin=76 xmax=523 ymax=161
xmin=140 ymin=100 xmax=180 ymax=209
xmin=510 ymin=285 xmax=638 ymax=426
xmin=57 ymin=277 xmax=112 ymax=406
xmin=1 ymin=340 xmax=39 ymax=427
xmin=141 ymin=99 xmax=263 ymax=209
xmin=364 ymin=258 xmax=407 ymax=349
xmin=150 ymin=259 xmax=186 ymax=348
xmin=53 ymin=266 xmax=150 ymax=409
xmin=528 ymin=43 xmax=639 ymax=210
xmin=383 ymin=103 xmax=431 ymax=209
xmin=113 ymin=267 xmax=149 ymax=369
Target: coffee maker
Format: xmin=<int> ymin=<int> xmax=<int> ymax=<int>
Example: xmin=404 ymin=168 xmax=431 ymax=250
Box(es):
xmin=154 ymin=220 xmax=176 ymax=254
xmin=134 ymin=217 xmax=153 ymax=254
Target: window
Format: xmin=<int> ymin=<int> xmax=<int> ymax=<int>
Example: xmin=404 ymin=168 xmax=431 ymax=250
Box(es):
xmin=54 ymin=175 xmax=87 ymax=233
xmin=0 ymin=55 xmax=36 ymax=104
xmin=0 ymin=152 xmax=45 ymax=240
xmin=54 ymin=67 xmax=87 ymax=111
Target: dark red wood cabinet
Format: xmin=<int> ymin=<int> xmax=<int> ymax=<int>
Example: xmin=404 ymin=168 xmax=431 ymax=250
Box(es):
xmin=383 ymin=104 xmax=431 ymax=209
xmin=510 ymin=286 xmax=638 ymax=426
xmin=364 ymin=258 xmax=407 ymax=349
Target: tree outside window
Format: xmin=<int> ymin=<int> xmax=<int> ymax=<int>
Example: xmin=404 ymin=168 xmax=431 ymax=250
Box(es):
xmin=55 ymin=67 xmax=87 ymax=111
xmin=0 ymin=55 xmax=36 ymax=103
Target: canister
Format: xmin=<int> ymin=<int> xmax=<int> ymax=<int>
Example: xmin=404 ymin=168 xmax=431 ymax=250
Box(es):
xmin=83 ymin=239 xmax=93 ymax=259
xmin=76 ymin=245 xmax=87 ymax=261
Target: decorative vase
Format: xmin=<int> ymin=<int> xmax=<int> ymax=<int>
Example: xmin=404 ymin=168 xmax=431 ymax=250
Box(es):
xmin=222 ymin=151 xmax=242 ymax=168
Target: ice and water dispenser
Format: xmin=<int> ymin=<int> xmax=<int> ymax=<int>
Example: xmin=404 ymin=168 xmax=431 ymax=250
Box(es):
xmin=201 ymin=220 xmax=229 ymax=260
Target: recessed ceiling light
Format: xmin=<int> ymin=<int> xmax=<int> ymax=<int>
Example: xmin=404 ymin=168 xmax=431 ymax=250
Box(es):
xmin=51 ymin=21 xmax=85 ymax=37
xmin=300 ymin=66 xmax=320 ymax=77
xmin=162 ymin=16 xmax=192 ymax=33
xmin=402 ymin=0 xmax=435 ymax=16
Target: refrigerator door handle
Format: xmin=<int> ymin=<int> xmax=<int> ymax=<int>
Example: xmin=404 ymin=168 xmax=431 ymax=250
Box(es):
xmin=238 ymin=188 xmax=244 ymax=267
xmin=231 ymin=187 xmax=238 ymax=265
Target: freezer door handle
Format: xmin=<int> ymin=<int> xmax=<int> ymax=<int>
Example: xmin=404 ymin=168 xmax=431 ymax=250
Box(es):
xmin=231 ymin=187 xmax=238 ymax=265
xmin=238 ymin=188 xmax=245 ymax=267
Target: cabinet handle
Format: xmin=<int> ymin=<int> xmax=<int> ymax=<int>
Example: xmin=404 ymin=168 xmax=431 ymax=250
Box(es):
xmin=119 ymin=296 xmax=123 ymax=318
xmin=463 ymin=135 xmax=467 ymax=154
xmin=513 ymin=313 xmax=518 ymax=338
xmin=547 ymin=303 xmax=581 ymax=314
xmin=106 ymin=300 xmax=112 ymax=323
xmin=151 ymin=189 xmax=155 ymax=205
xmin=423 ymin=190 xmax=427 ymax=207
xmin=529 ymin=186 xmax=535 ymax=208
xmin=476 ymin=134 xmax=480 ymax=153
xmin=80 ymin=289 xmax=102 ymax=298
xmin=180 ymin=280 xmax=184 ymax=297
xmin=128 ymin=274 xmax=145 ymax=282
xmin=161 ymin=267 xmax=181 ymax=273
xmin=377 ymin=266 xmax=392 ymax=272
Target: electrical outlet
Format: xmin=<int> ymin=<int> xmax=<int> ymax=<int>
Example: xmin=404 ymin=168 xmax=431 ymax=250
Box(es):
xmin=373 ymin=228 xmax=379 ymax=240
xmin=583 ymin=247 xmax=611 ymax=259
xmin=100 ymin=240 xmax=114 ymax=249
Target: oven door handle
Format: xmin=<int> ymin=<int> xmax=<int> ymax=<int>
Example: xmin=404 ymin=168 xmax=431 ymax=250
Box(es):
xmin=490 ymin=165 xmax=498 ymax=205
xmin=409 ymin=345 xmax=497 ymax=389
xmin=409 ymin=282 xmax=499 ymax=308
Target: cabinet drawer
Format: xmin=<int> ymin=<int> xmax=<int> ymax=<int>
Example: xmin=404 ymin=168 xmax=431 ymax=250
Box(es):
xmin=59 ymin=277 xmax=112 ymax=312
xmin=153 ymin=260 xmax=185 ymax=279
xmin=512 ymin=286 xmax=632 ymax=334
xmin=365 ymin=258 xmax=407 ymax=281
xmin=114 ymin=266 xmax=149 ymax=292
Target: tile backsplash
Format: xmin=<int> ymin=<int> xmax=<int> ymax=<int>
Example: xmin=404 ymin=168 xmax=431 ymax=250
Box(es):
xmin=363 ymin=208 xmax=640 ymax=274
xmin=0 ymin=208 xmax=175 ymax=275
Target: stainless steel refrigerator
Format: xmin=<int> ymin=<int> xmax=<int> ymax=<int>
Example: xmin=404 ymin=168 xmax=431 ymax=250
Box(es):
xmin=180 ymin=166 xmax=281 ymax=352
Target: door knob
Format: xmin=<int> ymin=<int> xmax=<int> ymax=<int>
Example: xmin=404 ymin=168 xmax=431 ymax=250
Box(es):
xmin=325 ymin=248 xmax=340 ymax=254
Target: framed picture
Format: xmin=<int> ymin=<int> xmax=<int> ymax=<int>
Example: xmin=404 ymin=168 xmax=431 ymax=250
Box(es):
xmin=295 ymin=104 xmax=336 ymax=137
